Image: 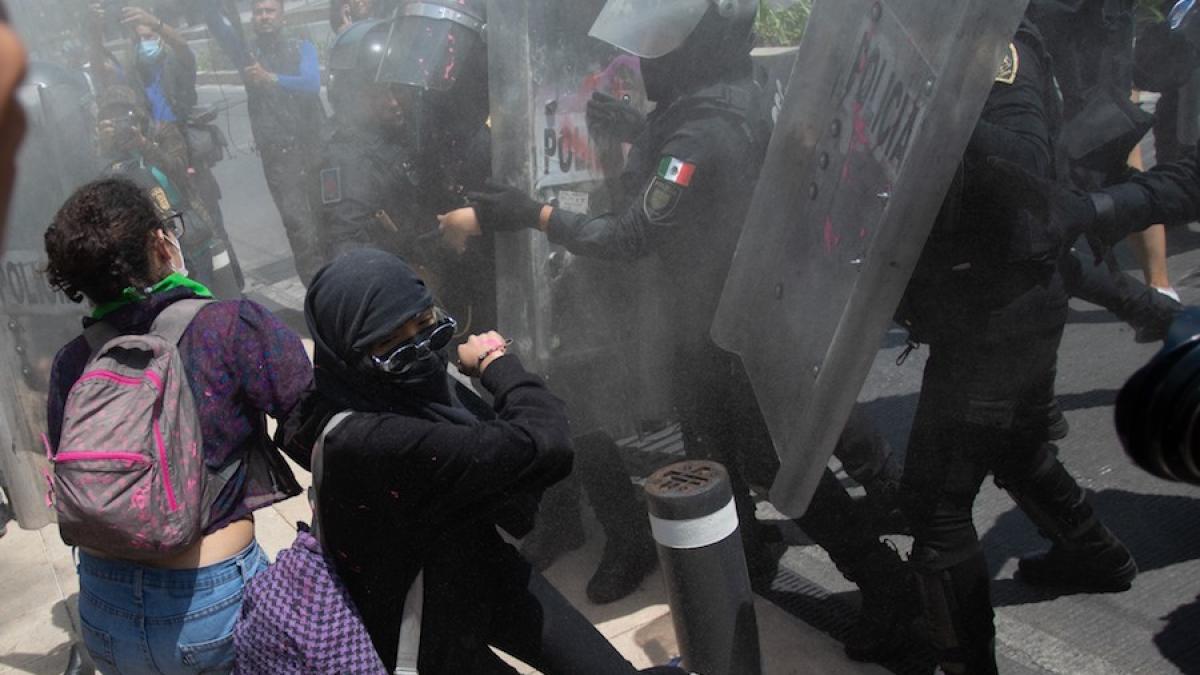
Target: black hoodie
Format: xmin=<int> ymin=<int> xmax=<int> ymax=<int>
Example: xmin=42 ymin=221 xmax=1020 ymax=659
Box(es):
xmin=283 ymin=250 xmax=574 ymax=670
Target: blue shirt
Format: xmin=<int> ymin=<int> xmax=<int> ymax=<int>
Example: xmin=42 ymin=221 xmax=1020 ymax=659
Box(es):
xmin=271 ymin=41 xmax=321 ymax=95
xmin=144 ymin=63 xmax=177 ymax=123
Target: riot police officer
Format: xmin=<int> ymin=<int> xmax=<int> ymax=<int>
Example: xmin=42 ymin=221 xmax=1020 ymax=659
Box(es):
xmin=448 ymin=0 xmax=913 ymax=661
xmin=897 ymin=20 xmax=1137 ymax=674
xmin=316 ymin=12 xmax=495 ymax=332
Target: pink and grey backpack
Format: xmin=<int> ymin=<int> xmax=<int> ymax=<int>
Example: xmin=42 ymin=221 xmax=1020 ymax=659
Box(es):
xmin=49 ymin=298 xmax=228 ymax=561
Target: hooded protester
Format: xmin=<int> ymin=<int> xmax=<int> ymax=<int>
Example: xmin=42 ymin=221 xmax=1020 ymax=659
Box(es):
xmin=282 ymin=248 xmax=687 ymax=674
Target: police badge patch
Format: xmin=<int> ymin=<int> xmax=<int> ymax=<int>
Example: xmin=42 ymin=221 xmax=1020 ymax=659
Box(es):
xmin=148 ymin=186 xmax=172 ymax=215
xmin=320 ymin=167 xmax=343 ymax=205
xmin=995 ymin=42 xmax=1019 ymax=85
xmin=643 ymin=177 xmax=683 ymax=222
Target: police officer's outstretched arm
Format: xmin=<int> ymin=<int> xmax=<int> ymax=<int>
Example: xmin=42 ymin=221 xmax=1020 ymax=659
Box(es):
xmin=465 ymin=130 xmax=724 ymax=262
xmin=986 ymin=134 xmax=1200 ymax=248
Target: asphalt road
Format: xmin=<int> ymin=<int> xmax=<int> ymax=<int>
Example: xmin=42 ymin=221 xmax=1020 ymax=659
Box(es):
xmin=202 ymin=84 xmax=1200 ymax=674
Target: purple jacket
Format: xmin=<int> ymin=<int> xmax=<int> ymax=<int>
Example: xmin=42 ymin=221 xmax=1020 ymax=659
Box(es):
xmin=47 ymin=288 xmax=314 ymax=533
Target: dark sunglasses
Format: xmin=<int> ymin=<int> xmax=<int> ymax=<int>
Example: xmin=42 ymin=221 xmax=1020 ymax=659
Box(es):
xmin=370 ymin=310 xmax=457 ymax=374
xmin=160 ymin=210 xmax=186 ymax=239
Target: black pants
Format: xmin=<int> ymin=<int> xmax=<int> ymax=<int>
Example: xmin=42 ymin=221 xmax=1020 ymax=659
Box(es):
xmin=901 ymin=269 xmax=1070 ymax=672
xmin=676 ymin=344 xmax=887 ymax=569
xmin=261 ymin=146 xmax=321 ymax=285
xmin=418 ymin=541 xmax=637 ymax=675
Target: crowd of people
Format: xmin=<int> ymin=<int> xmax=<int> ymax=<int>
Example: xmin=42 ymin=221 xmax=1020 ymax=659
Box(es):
xmin=0 ymin=0 xmax=1199 ymax=673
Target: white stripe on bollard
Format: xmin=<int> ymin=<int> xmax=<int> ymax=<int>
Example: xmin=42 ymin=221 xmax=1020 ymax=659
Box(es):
xmin=213 ymin=252 xmax=231 ymax=268
xmin=648 ymin=497 xmax=738 ymax=550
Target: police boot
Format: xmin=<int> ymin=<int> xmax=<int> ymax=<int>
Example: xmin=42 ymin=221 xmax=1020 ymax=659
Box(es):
xmin=520 ymin=475 xmax=586 ymax=572
xmin=576 ymin=432 xmax=658 ymax=604
xmin=1002 ymin=446 xmax=1137 ymax=592
xmin=797 ymin=470 xmax=913 ymax=660
xmin=1124 ymin=283 xmax=1183 ymax=343
xmin=838 ymin=540 xmax=915 ymax=662
xmin=861 ymin=453 xmax=909 ymax=535
xmin=912 ymin=547 xmax=998 ymax=675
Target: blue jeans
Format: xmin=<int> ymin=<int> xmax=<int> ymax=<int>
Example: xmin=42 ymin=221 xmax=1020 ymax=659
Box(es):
xmin=77 ymin=540 xmax=268 ymax=675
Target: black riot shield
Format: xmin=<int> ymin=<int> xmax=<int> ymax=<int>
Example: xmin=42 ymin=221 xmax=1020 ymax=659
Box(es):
xmin=712 ymin=0 xmax=1030 ymax=516
xmin=0 ymin=62 xmax=97 ymax=528
xmin=487 ymin=0 xmax=674 ymax=435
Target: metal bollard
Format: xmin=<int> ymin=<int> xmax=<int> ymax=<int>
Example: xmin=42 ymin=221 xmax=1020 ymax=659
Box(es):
xmin=645 ymin=460 xmax=762 ymax=675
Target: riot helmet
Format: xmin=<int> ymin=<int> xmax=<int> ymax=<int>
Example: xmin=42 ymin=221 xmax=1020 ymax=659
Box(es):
xmin=589 ymin=0 xmax=756 ymax=59
xmin=326 ymin=17 xmax=410 ymax=128
xmin=591 ymin=0 xmax=757 ymax=102
xmin=375 ymin=0 xmax=486 ymax=93
xmin=378 ymin=0 xmax=489 ymax=140
xmin=1134 ymin=0 xmax=1200 ymax=92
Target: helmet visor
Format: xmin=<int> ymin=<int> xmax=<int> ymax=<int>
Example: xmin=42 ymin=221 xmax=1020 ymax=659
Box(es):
xmin=588 ymin=0 xmax=711 ymax=59
xmin=376 ymin=9 xmax=484 ymax=91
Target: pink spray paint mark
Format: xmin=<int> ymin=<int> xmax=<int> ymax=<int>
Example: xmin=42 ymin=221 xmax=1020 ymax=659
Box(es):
xmin=823 ymin=216 xmax=842 ymax=254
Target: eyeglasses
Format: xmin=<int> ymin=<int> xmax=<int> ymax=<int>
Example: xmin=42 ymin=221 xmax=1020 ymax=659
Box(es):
xmin=370 ymin=310 xmax=458 ymax=374
xmin=161 ymin=211 xmax=186 ymax=239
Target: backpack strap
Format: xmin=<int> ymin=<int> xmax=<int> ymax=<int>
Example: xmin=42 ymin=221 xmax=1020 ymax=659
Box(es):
xmin=395 ymin=569 xmax=424 ymax=675
xmin=151 ymin=298 xmax=216 ymax=345
xmin=308 ymin=410 xmax=353 ymax=544
xmin=308 ymin=410 xmax=423 ymax=675
xmin=82 ymin=321 xmax=121 ymax=353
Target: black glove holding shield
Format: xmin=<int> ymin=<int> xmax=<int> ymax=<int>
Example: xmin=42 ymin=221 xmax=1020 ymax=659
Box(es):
xmin=586 ymin=92 xmax=646 ymax=144
xmin=467 ymin=181 xmax=546 ymax=232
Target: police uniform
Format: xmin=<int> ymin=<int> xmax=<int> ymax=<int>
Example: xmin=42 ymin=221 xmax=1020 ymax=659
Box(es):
xmin=898 ymin=25 xmax=1136 ymax=674
xmin=545 ymin=70 xmax=914 ymax=649
xmin=316 ymin=122 xmax=497 ymax=332
xmin=1101 ymin=149 xmax=1200 ymax=229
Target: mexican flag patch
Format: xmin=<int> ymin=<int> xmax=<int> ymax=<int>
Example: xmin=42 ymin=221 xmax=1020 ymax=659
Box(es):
xmin=657 ymin=156 xmax=697 ymax=187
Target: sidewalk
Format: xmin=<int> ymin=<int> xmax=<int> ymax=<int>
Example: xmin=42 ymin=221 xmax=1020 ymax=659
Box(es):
xmin=0 ymin=479 xmax=885 ymax=675
xmin=0 ymin=343 xmax=886 ymax=674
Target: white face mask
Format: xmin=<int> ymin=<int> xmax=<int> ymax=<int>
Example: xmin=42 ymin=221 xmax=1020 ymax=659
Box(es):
xmin=164 ymin=231 xmax=189 ymax=278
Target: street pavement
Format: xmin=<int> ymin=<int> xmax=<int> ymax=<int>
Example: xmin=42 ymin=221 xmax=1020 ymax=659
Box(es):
xmin=3 ymin=83 xmax=1200 ymax=673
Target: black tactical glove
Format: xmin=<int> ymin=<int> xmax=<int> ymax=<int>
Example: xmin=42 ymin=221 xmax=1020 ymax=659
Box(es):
xmin=467 ymin=181 xmax=546 ymax=232
xmin=586 ymin=92 xmax=646 ymax=144
xmin=985 ymin=157 xmax=1126 ymax=259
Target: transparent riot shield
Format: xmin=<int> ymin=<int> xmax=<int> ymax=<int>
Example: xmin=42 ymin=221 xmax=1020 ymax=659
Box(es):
xmin=487 ymin=0 xmax=673 ymax=435
xmin=0 ymin=62 xmax=97 ymax=528
xmin=712 ymin=0 xmax=1030 ymax=516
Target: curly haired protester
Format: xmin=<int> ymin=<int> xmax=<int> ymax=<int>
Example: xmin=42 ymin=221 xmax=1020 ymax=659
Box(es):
xmin=43 ymin=177 xmax=312 ymax=674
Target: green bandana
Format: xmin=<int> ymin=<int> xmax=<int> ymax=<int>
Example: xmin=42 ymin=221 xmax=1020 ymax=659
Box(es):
xmin=91 ymin=273 xmax=214 ymax=320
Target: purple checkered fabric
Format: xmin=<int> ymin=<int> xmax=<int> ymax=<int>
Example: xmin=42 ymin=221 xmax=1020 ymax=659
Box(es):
xmin=234 ymin=525 xmax=386 ymax=674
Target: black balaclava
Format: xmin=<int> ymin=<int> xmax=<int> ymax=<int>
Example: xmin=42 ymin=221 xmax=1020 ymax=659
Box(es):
xmin=640 ymin=5 xmax=756 ymax=103
xmin=305 ymin=248 xmax=475 ymax=424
